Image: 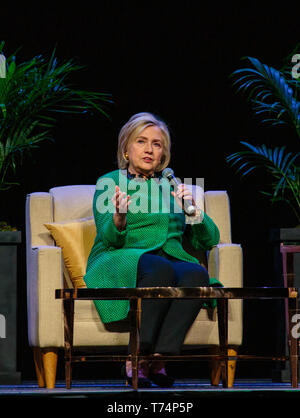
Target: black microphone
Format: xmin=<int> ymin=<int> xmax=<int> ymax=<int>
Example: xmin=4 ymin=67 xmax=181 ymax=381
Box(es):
xmin=162 ymin=167 xmax=196 ymax=216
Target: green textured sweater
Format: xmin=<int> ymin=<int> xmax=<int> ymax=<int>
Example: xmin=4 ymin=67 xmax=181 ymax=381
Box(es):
xmin=84 ymin=169 xmax=220 ymax=323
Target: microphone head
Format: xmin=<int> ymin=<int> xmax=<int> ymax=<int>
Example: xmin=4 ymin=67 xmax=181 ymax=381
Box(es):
xmin=162 ymin=167 xmax=174 ymax=179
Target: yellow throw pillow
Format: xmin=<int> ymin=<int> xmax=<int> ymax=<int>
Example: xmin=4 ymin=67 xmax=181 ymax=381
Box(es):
xmin=44 ymin=217 xmax=96 ymax=288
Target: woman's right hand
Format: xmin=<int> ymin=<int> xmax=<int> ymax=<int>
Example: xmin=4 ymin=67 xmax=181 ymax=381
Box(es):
xmin=112 ymin=185 xmax=131 ymax=231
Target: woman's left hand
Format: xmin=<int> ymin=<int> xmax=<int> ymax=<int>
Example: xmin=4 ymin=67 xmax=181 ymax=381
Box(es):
xmin=171 ymin=184 xmax=196 ymax=212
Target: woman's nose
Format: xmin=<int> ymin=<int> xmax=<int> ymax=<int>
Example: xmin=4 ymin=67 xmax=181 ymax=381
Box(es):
xmin=145 ymin=143 xmax=153 ymax=152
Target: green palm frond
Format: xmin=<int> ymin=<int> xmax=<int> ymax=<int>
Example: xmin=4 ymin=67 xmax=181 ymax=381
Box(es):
xmin=227 ymin=142 xmax=300 ymax=222
xmin=231 ymin=56 xmax=300 ymax=137
xmin=0 ymin=42 xmax=113 ymax=191
xmin=228 ymin=51 xmax=300 ymax=223
xmin=0 ymin=121 xmax=51 ymax=189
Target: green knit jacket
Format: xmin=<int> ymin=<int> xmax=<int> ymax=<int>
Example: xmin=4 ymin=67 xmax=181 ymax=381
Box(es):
xmin=84 ymin=169 xmax=220 ymax=323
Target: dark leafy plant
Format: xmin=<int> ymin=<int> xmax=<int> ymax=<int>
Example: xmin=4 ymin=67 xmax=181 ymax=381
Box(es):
xmin=226 ymin=53 xmax=300 ymax=223
xmin=0 ymin=221 xmax=16 ymax=231
xmin=0 ymin=41 xmax=112 ymax=191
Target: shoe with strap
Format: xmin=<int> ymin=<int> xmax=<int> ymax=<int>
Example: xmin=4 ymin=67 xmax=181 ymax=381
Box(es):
xmin=121 ymin=359 xmax=152 ymax=388
xmin=149 ymin=354 xmax=175 ymax=388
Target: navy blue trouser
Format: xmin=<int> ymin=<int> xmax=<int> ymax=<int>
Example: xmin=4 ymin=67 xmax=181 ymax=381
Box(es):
xmin=134 ymin=249 xmax=209 ymax=355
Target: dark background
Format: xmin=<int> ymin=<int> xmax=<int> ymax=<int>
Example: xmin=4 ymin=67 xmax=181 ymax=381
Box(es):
xmin=1 ymin=1 xmax=300 ymax=381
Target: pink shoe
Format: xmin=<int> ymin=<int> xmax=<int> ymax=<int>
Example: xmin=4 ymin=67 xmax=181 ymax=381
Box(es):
xmin=122 ymin=360 xmax=151 ymax=388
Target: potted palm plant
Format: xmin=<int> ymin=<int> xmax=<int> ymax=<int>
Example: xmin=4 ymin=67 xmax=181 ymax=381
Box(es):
xmin=0 ymin=41 xmax=111 ymax=197
xmin=0 ymin=41 xmax=112 ymax=383
xmin=226 ymin=53 xmax=300 ymax=225
xmin=226 ymin=50 xmax=300 ymax=381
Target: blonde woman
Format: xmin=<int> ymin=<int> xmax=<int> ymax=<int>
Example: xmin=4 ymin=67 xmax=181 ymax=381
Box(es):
xmin=84 ymin=112 xmax=220 ymax=387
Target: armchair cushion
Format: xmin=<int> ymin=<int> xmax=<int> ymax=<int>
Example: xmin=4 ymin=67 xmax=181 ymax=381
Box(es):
xmin=44 ymin=217 xmax=96 ymax=289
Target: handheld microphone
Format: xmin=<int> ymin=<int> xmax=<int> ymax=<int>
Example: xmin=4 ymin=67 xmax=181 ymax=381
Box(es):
xmin=162 ymin=167 xmax=196 ymax=216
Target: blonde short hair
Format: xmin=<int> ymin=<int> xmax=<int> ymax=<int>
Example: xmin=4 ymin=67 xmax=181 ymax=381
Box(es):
xmin=117 ymin=112 xmax=171 ymax=172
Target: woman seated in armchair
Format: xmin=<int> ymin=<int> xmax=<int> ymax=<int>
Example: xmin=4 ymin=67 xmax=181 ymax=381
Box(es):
xmin=84 ymin=112 xmax=220 ymax=388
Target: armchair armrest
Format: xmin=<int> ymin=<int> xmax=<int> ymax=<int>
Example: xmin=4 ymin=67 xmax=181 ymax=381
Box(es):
xmin=27 ymin=245 xmax=64 ymax=348
xmin=208 ymin=243 xmax=243 ymax=287
xmin=208 ymin=243 xmax=243 ymax=345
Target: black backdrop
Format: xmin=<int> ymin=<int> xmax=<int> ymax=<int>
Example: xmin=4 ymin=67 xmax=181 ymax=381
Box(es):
xmin=1 ymin=1 xmax=300 ymax=381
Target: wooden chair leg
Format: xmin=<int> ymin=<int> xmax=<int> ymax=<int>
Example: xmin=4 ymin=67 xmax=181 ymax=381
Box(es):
xmin=211 ymin=360 xmax=222 ymax=386
xmin=227 ymin=348 xmax=237 ymax=388
xmin=42 ymin=348 xmax=58 ymax=389
xmin=210 ymin=347 xmax=238 ymax=388
xmin=210 ymin=347 xmax=221 ymax=386
xmin=33 ymin=347 xmax=45 ymax=387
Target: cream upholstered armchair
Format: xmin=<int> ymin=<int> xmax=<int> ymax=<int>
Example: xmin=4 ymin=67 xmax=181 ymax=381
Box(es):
xmin=26 ymin=184 xmax=243 ymax=389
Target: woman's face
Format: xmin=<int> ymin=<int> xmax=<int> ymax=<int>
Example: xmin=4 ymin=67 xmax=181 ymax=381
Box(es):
xmin=126 ymin=125 xmax=164 ymax=176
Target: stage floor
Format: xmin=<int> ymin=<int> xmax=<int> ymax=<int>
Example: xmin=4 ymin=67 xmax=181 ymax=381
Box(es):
xmin=1 ymin=379 xmax=300 ymax=400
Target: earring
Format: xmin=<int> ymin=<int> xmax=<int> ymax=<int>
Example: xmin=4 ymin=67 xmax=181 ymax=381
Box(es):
xmin=124 ymin=152 xmax=129 ymax=160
